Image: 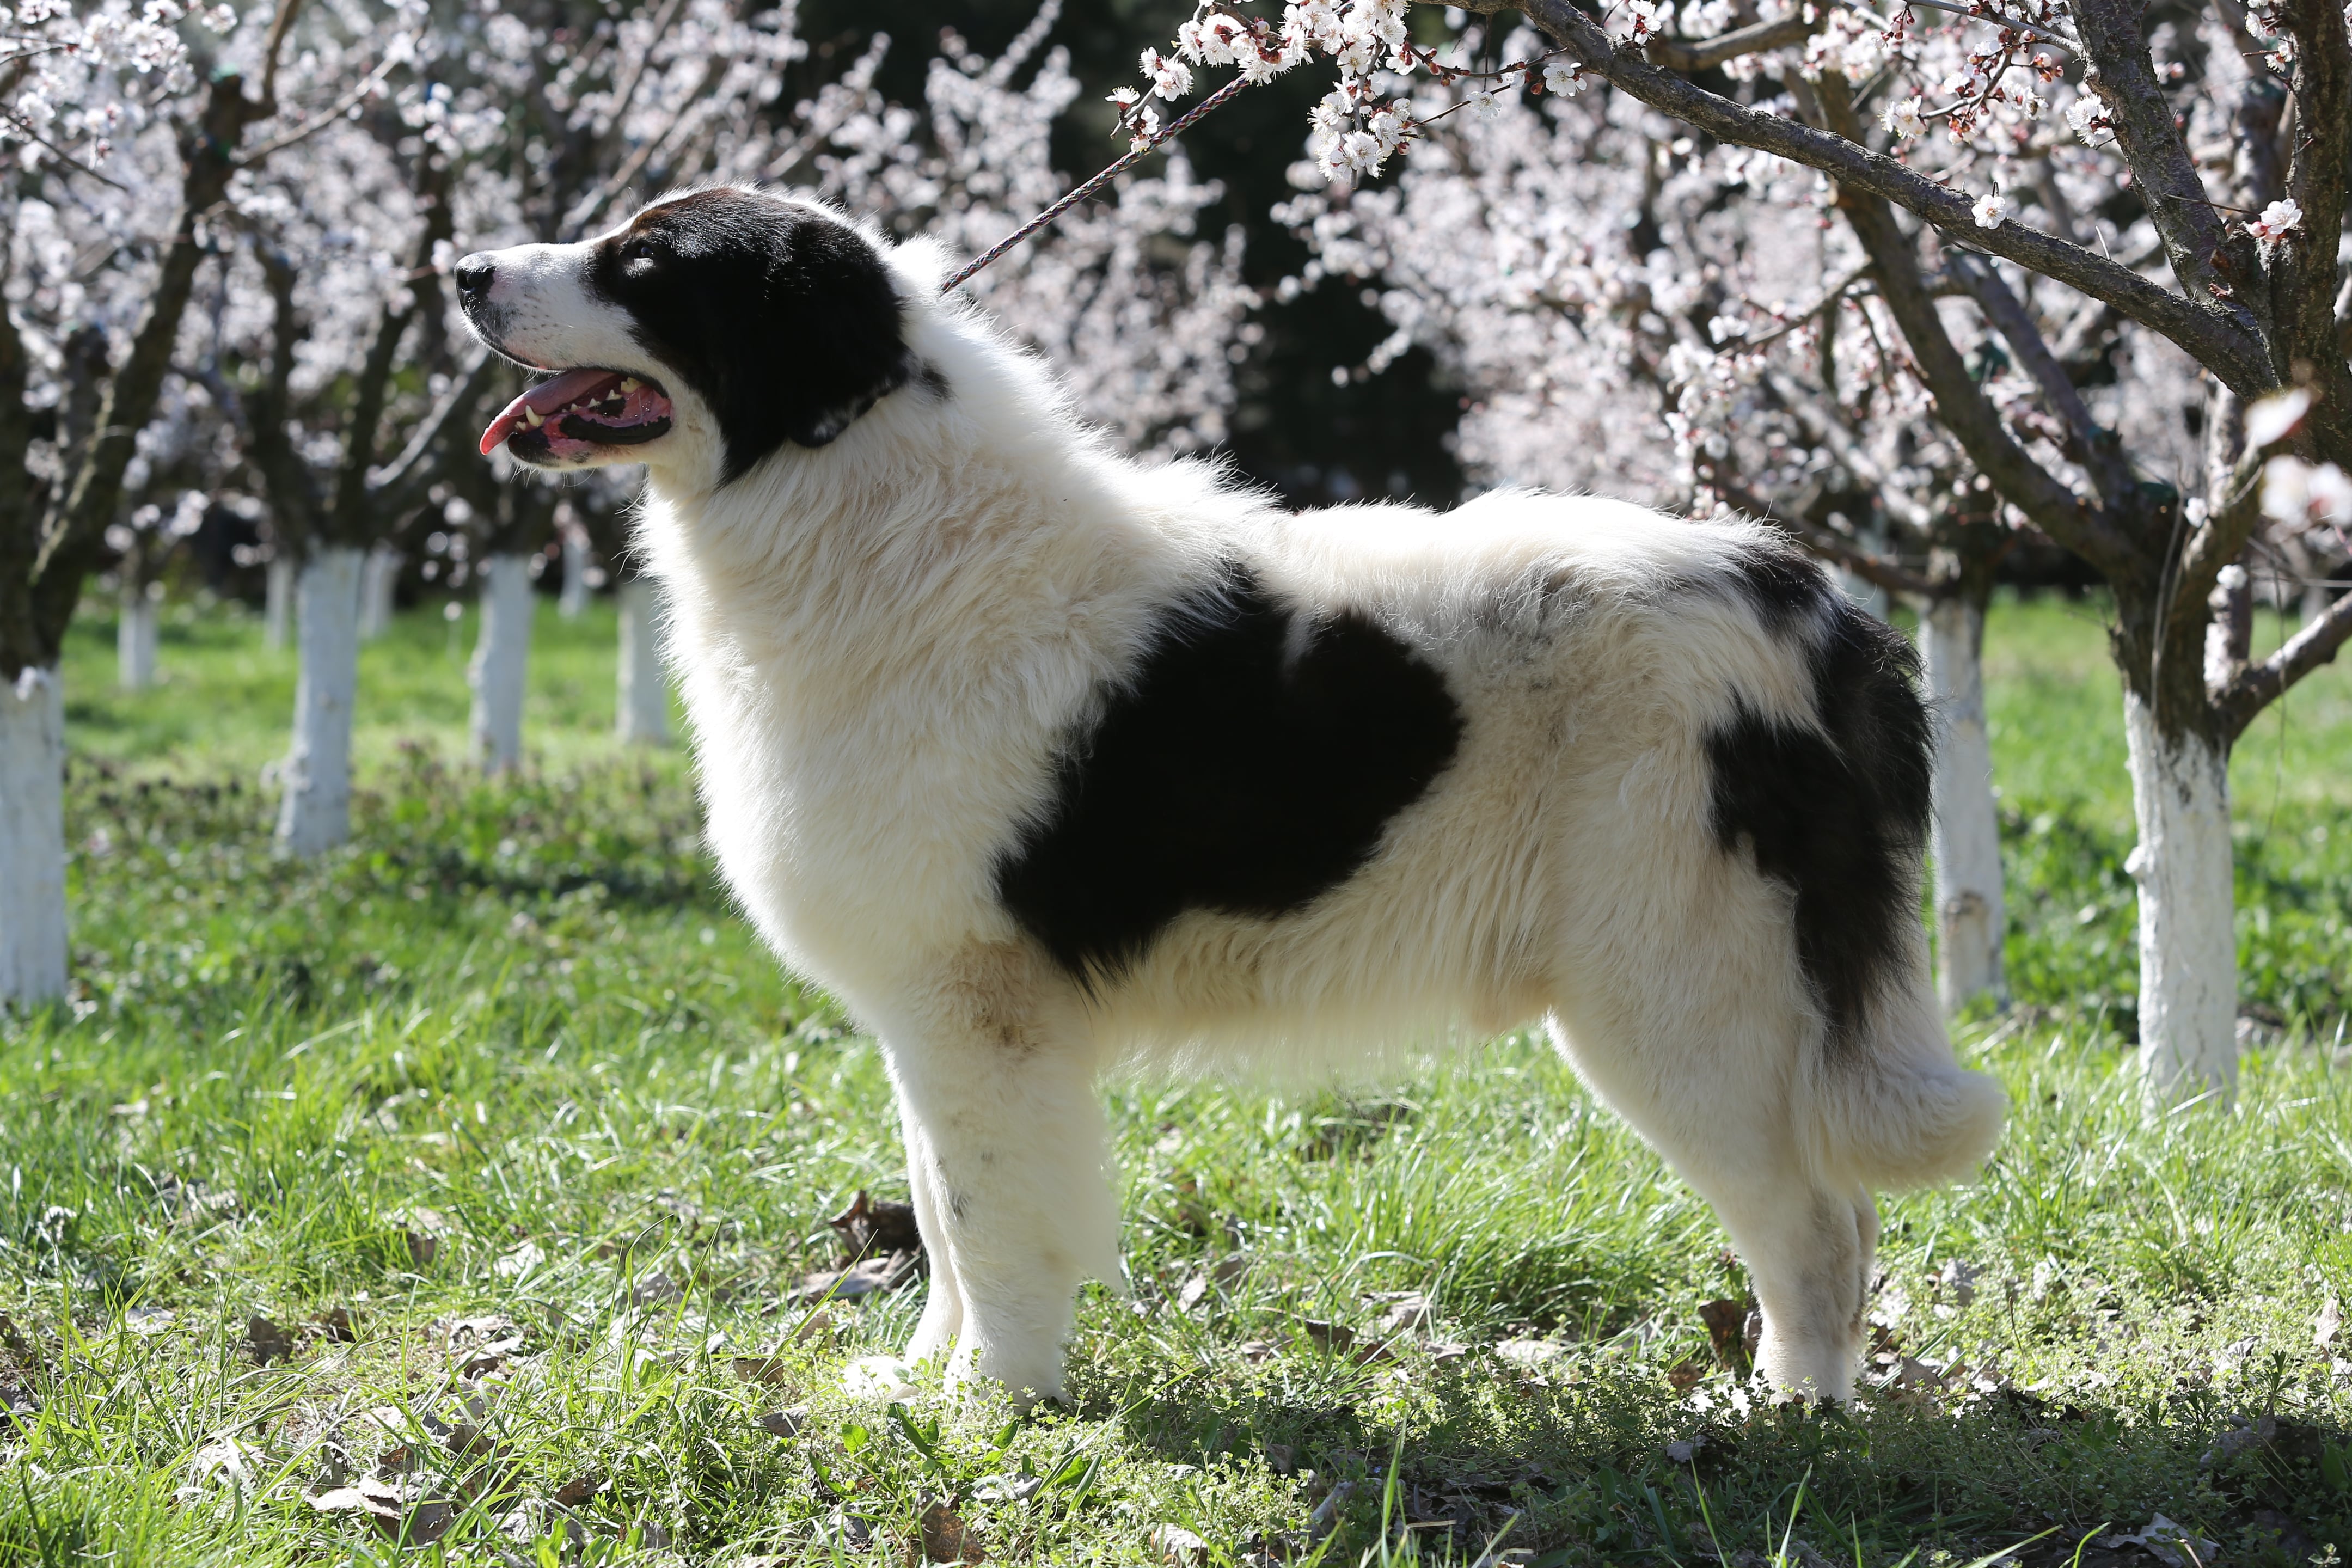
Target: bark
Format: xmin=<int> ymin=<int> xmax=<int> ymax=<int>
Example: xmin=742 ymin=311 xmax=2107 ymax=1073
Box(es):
xmin=468 ymin=553 xmax=535 ymax=774
xmin=359 ymin=544 xmax=401 ymax=641
xmin=2123 ymin=696 xmax=2238 ymax=1103
xmin=275 ymin=547 xmax=364 ymax=856
xmin=1923 ymin=595 xmax=2006 ymax=1013
xmin=616 ymin=576 xmax=670 ymax=745
xmin=118 ymin=585 xmax=160 ymax=690
xmin=0 ymin=667 xmax=68 ymax=1006
xmin=264 ymin=555 xmax=295 ymax=650
xmin=559 ymin=530 xmax=590 ymax=618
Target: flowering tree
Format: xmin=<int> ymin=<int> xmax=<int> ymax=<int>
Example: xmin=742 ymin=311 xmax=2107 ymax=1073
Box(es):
xmin=1 ymin=0 xmax=310 ymax=1002
xmin=1118 ymin=0 xmax=2352 ymax=1099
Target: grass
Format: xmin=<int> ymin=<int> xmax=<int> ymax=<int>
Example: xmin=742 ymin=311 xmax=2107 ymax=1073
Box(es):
xmin=1 ymin=589 xmax=2348 ymax=1566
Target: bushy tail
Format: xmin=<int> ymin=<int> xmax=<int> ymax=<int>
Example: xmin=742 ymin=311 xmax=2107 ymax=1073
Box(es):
xmin=1802 ymin=986 xmax=2007 ymax=1190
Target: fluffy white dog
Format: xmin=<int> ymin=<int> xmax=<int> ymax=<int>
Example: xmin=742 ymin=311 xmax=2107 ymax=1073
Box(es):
xmin=454 ymin=187 xmax=2006 ymax=1406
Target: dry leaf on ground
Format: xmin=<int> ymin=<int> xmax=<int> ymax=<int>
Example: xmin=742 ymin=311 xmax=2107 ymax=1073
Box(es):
xmin=795 ymin=1252 xmax=916 ymax=1303
xmin=125 ymin=1307 xmax=175 ymax=1336
xmin=1150 ymin=1522 xmax=1208 ymax=1563
xmin=920 ymin=1498 xmax=985 ymax=1562
xmin=310 ymin=1478 xmax=458 ymax=1544
xmin=827 ymin=1190 xmax=922 ymax=1262
xmin=757 ymin=1406 xmax=808 ymax=1438
xmin=247 ymin=1314 xmax=293 ymax=1365
xmin=2318 ymin=1297 xmax=2342 ymax=1352
xmin=553 ymin=1474 xmax=600 ymax=1508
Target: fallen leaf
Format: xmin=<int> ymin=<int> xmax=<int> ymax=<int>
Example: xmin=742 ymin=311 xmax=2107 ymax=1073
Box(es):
xmin=920 ymin=1497 xmax=985 ymax=1562
xmin=1300 ymin=1319 xmax=1356 ymax=1355
xmin=1697 ymin=1298 xmax=1754 ymax=1375
xmin=2101 ymin=1515 xmax=2219 ymax=1568
xmin=406 ymin=1233 xmax=438 ymax=1267
xmin=1666 ymin=1358 xmax=1708 ymax=1392
xmin=827 ymin=1190 xmax=922 ymax=1263
xmin=552 ymin=1474 xmax=600 ymax=1508
xmin=733 ymin=1355 xmax=797 ymax=1388
xmin=247 ymin=1314 xmax=293 ymax=1365
xmin=309 ymin=1478 xmax=458 ymax=1545
xmin=972 ymin=1472 xmax=1045 ymax=1504
xmin=126 ymin=1306 xmax=175 ymax=1336
xmin=2318 ymin=1297 xmax=2342 ymax=1353
xmin=1235 ymin=1339 xmax=1279 ymax=1363
xmin=191 ymin=1436 xmax=253 ymax=1490
xmin=1937 ymin=1258 xmax=1980 ymax=1307
xmin=1264 ymin=1443 xmax=1296 ymax=1475
xmin=1493 ymin=1339 xmax=1564 ymax=1370
xmin=630 ymin=1270 xmax=682 ymax=1306
xmin=1368 ymin=1291 xmax=1432 ymax=1337
xmin=313 ymin=1307 xmax=362 ymax=1343
xmin=757 ymin=1405 xmax=808 ymax=1438
xmin=1150 ymin=1522 xmax=1208 ymax=1563
xmin=493 ymin=1240 xmax=546 ymax=1278
xmin=796 ymin=1252 xmax=916 ymax=1303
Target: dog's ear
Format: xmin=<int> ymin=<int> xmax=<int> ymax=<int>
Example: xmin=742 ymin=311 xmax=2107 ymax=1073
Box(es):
xmin=753 ymin=215 xmax=917 ymax=453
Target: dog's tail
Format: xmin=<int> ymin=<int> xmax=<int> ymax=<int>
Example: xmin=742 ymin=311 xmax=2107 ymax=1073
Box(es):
xmin=1712 ymin=565 xmax=2007 ymax=1189
xmin=1800 ymin=994 xmax=2008 ymax=1189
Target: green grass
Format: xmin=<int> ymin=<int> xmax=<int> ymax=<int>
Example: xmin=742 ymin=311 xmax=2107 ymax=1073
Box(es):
xmin=2 ymin=590 xmax=2348 ymax=1566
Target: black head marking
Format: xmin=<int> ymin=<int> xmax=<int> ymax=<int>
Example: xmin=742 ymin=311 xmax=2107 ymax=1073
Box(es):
xmin=1705 ymin=591 xmax=1933 ymax=1055
xmin=587 ymin=190 xmax=917 ymax=481
xmin=996 ymin=565 xmax=1465 ymax=984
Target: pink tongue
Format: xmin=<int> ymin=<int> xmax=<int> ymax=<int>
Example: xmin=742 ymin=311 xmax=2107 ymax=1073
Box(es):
xmin=480 ymin=367 xmax=626 ymax=455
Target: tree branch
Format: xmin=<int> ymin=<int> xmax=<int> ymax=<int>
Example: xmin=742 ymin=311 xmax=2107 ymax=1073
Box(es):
xmin=2275 ymin=0 xmax=2352 ymax=468
xmin=1645 ymin=13 xmax=1815 ymax=71
xmin=369 ymin=348 xmax=499 ymax=520
xmin=1944 ymin=247 xmax=2126 ymax=499
xmin=2068 ymin=0 xmax=2259 ymax=323
xmin=1459 ymin=0 xmax=2277 ymax=394
xmin=2216 ymin=576 xmax=2352 ymax=736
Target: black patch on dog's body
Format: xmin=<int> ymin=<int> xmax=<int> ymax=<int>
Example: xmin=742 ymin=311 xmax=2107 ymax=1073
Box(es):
xmin=586 ymin=191 xmax=915 ymax=480
xmin=997 ymin=565 xmax=1465 ymax=982
xmin=1705 ymin=562 xmax=1933 ymax=1054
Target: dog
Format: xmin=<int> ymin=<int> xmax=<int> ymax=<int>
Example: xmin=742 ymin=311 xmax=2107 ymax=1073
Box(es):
xmin=454 ymin=187 xmax=2006 ymax=1405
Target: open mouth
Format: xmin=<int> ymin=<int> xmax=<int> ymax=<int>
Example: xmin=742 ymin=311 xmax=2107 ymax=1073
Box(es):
xmin=480 ymin=367 xmax=675 ymax=461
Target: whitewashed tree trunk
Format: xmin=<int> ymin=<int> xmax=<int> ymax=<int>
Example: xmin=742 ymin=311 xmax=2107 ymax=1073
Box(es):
xmin=1922 ymin=596 xmax=2005 ymax=1013
xmin=0 ymin=667 xmax=69 ymax=1006
xmin=559 ymin=531 xmax=590 ymax=618
xmin=358 ymin=546 xmax=402 ymax=641
xmin=616 ymin=576 xmax=670 ymax=745
xmin=275 ymin=546 xmax=364 ymax=856
xmin=264 ymin=554 xmax=295 ymax=650
xmin=118 ymin=584 xmax=160 ymax=691
xmin=2123 ymin=695 xmax=2238 ymax=1104
xmin=468 ymin=554 xmax=535 ymax=774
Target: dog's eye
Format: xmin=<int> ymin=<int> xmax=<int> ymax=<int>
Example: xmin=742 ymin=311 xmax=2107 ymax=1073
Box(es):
xmin=623 ymin=238 xmax=659 ymax=266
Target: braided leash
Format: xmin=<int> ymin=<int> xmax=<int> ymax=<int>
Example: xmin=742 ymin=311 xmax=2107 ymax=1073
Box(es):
xmin=939 ymin=73 xmax=1253 ymax=295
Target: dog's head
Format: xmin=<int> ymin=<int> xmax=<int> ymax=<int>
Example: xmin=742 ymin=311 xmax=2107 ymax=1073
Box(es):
xmin=456 ymin=189 xmax=917 ymax=485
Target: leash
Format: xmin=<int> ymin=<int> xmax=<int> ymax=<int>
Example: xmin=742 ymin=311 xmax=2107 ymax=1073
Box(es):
xmin=939 ymin=74 xmax=1252 ymax=295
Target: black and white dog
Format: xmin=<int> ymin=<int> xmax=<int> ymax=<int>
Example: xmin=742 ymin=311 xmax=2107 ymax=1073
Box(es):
xmin=455 ymin=187 xmax=2005 ymax=1405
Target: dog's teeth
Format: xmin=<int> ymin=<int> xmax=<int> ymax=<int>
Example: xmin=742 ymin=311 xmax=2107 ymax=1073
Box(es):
xmin=620 ymin=377 xmax=641 ymax=393
xmin=522 ymin=406 xmax=543 ymax=427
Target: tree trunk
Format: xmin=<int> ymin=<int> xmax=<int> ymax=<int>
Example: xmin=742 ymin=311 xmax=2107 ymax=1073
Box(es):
xmin=616 ymin=576 xmax=670 ymax=744
xmin=559 ymin=530 xmax=590 ymax=618
xmin=1923 ymin=595 xmax=2005 ymax=1013
xmin=275 ymin=546 xmax=364 ymax=856
xmin=118 ymin=583 xmax=160 ymax=691
xmin=468 ymin=553 xmax=534 ymax=774
xmin=2123 ymin=694 xmax=2239 ymax=1102
xmin=0 ymin=667 xmax=68 ymax=1006
xmin=265 ymin=555 xmax=294 ymax=651
xmin=358 ymin=545 xmax=401 ymax=641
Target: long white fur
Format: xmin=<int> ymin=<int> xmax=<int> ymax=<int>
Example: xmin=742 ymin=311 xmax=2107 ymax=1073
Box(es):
xmin=462 ymin=192 xmax=2007 ymax=1405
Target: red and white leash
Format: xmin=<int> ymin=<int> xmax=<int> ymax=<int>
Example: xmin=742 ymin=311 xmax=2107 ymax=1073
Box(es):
xmin=939 ymin=74 xmax=1252 ymax=295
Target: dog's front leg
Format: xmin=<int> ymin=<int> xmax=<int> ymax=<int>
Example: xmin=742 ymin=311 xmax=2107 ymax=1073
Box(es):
xmin=884 ymin=1012 xmax=1118 ymax=1407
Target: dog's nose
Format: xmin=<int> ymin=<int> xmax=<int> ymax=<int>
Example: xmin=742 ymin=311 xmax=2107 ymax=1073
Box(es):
xmin=454 ymin=254 xmax=495 ymax=301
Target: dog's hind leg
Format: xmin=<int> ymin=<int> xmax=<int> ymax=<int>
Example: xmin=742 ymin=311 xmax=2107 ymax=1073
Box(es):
xmin=1545 ymin=1008 xmax=1873 ymax=1401
xmin=899 ymin=1111 xmax=965 ymax=1368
